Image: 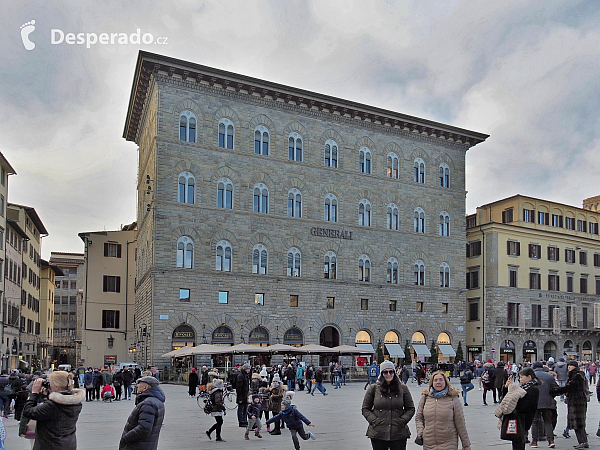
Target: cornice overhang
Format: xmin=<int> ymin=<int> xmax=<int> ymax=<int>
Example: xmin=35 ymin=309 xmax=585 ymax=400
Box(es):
xmin=123 ymin=51 xmax=489 ymax=148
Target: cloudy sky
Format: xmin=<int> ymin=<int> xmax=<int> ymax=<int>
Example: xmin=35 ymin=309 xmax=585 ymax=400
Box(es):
xmin=2 ymin=1 xmax=599 ymax=258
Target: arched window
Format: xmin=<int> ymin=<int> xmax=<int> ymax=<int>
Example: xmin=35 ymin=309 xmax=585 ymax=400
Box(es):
xmin=254 ymin=125 xmax=270 ymax=156
xmin=439 ymin=163 xmax=450 ymax=188
xmin=324 ymin=139 xmax=338 ymax=168
xmin=324 ymin=193 xmax=338 ymax=222
xmin=358 ymin=255 xmax=371 ymax=282
xmin=387 ymin=153 xmax=399 ymax=179
xmin=252 ymin=244 xmax=268 ymax=275
xmin=387 ymin=204 xmax=399 ymax=230
xmin=218 ymin=118 xmax=234 ymax=149
xmin=215 ymin=240 xmax=232 ymax=272
xmin=288 ymin=188 xmax=302 ymax=218
xmin=217 ymin=177 xmax=234 ymax=209
xmin=177 ymin=172 xmax=195 ymax=204
xmin=440 ymin=262 xmax=450 ymax=287
xmin=414 ymin=158 xmax=425 ymax=184
xmin=176 ymin=236 xmax=194 ymax=269
xmin=359 ymin=147 xmax=371 ymax=174
xmin=253 ymin=183 xmax=269 ymax=213
xmin=387 ymin=258 xmax=399 ymax=284
xmin=324 ymin=251 xmax=337 ymax=279
xmin=359 ymin=199 xmax=371 ymax=226
xmin=288 ymin=132 xmax=303 ymax=162
xmin=287 ymin=247 xmax=301 ymax=277
xmin=414 ymin=207 xmax=426 ymax=233
xmin=414 ymin=260 xmax=425 ymax=286
xmin=179 ymin=111 xmax=196 ymax=143
xmin=439 ymin=211 xmax=450 ymax=236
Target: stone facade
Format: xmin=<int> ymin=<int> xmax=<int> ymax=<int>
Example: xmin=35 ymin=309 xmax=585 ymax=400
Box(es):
xmin=124 ymin=52 xmax=488 ymax=366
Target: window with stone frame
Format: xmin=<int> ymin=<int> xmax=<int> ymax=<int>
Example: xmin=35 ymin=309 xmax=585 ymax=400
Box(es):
xmin=179 ymin=111 xmax=196 ymax=143
xmin=288 ymin=133 xmax=303 ymax=162
xmin=254 ymin=125 xmax=270 ymax=156
xmin=218 ymin=118 xmax=234 ymax=149
xmin=359 ymin=147 xmax=371 ymax=174
xmin=439 ymin=163 xmax=450 ymax=188
xmin=413 ymin=158 xmax=425 ymax=183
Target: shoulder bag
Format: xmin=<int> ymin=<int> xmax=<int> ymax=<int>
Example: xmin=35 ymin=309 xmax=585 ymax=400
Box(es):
xmin=415 ymin=394 xmax=427 ymax=445
xmin=500 ymin=412 xmax=521 ymax=441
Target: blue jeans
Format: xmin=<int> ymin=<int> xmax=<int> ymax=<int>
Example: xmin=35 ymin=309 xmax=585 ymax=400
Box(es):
xmin=0 ymin=392 xmax=9 ymax=415
xmin=461 ymin=382 xmax=474 ymax=403
xmin=312 ymin=382 xmax=326 ymax=394
xmin=341 ymin=373 xmax=347 ymax=384
xmin=334 ymin=375 xmax=341 ymax=388
xmin=126 ymin=384 xmax=133 ymax=399
xmin=287 ymin=379 xmax=295 ymax=391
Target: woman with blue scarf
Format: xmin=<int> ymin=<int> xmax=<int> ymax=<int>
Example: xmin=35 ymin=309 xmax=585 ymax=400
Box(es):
xmin=415 ymin=371 xmax=471 ymax=450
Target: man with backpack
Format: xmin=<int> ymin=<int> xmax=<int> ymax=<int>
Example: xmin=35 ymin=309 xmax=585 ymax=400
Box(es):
xmin=481 ymin=359 xmax=496 ymax=405
xmin=364 ymin=362 xmax=379 ymax=389
xmin=459 ymin=365 xmax=475 ymax=406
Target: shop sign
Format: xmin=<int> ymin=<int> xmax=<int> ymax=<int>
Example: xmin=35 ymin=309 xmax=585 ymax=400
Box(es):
xmin=524 ymin=349 xmax=536 ymax=354
xmin=501 ymin=349 xmax=514 ymax=353
xmin=249 ymin=327 xmax=269 ymax=342
xmin=467 ymin=347 xmax=482 ymax=352
xmin=212 ymin=326 xmax=234 ymax=343
xmin=173 ymin=331 xmax=194 ymax=339
xmin=310 ymin=227 xmax=353 ymax=240
xmin=104 ymin=355 xmax=117 ymax=365
xmin=283 ymin=328 xmax=303 ymax=344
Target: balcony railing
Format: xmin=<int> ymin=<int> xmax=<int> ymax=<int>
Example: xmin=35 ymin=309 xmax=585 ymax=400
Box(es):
xmin=495 ymin=318 xmax=596 ymax=330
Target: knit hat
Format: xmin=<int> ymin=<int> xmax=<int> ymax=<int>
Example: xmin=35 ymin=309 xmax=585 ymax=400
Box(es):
xmin=559 ymin=357 xmax=565 ymax=362
xmin=191 ymin=368 xmax=197 ymax=372
xmin=242 ymin=363 xmax=251 ymax=371
xmin=282 ymin=398 xmax=292 ymax=409
xmin=213 ymin=378 xmax=224 ymax=389
xmin=567 ymin=360 xmax=579 ymax=368
xmin=532 ymin=361 xmax=543 ymax=369
xmin=137 ymin=376 xmax=159 ymax=387
xmin=487 ymin=359 xmax=493 ymax=363
xmin=380 ymin=360 xmax=395 ymax=372
xmin=272 ymin=373 xmax=281 ymax=382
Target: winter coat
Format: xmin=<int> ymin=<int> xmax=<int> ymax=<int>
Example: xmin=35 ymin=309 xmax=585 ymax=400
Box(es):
xmin=200 ymin=370 xmax=209 ymax=386
xmin=415 ymin=387 xmax=471 ymax=450
xmin=494 ymin=382 xmax=538 ymax=434
xmin=268 ymin=385 xmax=285 ymax=413
xmin=236 ymin=371 xmax=250 ymax=404
xmin=101 ymin=370 xmax=113 ymax=385
xmin=460 ymin=369 xmax=474 ymax=385
xmin=267 ymin=405 xmax=311 ymax=430
xmin=481 ymin=363 xmax=495 ymax=388
xmin=315 ymin=370 xmax=324 ymax=383
xmin=250 ymin=373 xmax=261 ymax=394
xmin=22 ymin=388 xmax=85 ymax=450
xmin=209 ymin=386 xmax=225 ymax=415
xmin=533 ymin=368 xmax=558 ymax=409
xmin=554 ymin=362 xmax=568 ymax=382
xmin=122 ymin=369 xmax=134 ymax=386
xmin=93 ymin=371 xmax=103 ymax=388
xmin=493 ymin=364 xmax=508 ymax=390
xmin=362 ymin=380 xmax=415 ymax=441
xmin=188 ymin=372 xmax=199 ymax=396
xmin=557 ymin=368 xmax=587 ymax=430
xmin=247 ymin=401 xmax=261 ymax=419
xmin=119 ymin=385 xmax=166 ymax=450
xmin=83 ymin=372 xmax=94 ymax=388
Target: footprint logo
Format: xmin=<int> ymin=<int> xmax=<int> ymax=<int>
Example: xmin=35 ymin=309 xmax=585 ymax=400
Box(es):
xmin=20 ymin=20 xmax=36 ymax=50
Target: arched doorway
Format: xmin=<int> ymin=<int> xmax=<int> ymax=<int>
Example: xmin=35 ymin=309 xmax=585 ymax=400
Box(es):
xmin=522 ymin=340 xmax=537 ymax=363
xmin=582 ymin=340 xmax=592 ymax=360
xmin=212 ymin=325 xmax=234 ymax=368
xmin=248 ymin=326 xmax=270 ymax=347
xmin=500 ymin=340 xmax=515 ymax=363
xmin=383 ymin=331 xmax=405 ymax=362
xmin=172 ymin=324 xmax=195 ymax=350
xmin=543 ymin=341 xmax=557 ymax=361
xmin=283 ymin=327 xmax=303 ymax=347
xmin=320 ymin=326 xmax=339 ymax=348
xmin=436 ymin=332 xmax=456 ymax=363
xmin=411 ymin=331 xmax=430 ymax=363
xmin=563 ymin=339 xmax=576 ymax=360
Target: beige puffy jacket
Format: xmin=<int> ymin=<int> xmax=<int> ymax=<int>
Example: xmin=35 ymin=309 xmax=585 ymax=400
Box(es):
xmin=415 ymin=387 xmax=471 ymax=450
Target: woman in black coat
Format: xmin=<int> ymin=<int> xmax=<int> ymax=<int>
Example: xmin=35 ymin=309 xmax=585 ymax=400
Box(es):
xmin=188 ymin=368 xmax=199 ymax=397
xmin=557 ymin=361 xmax=588 ymax=448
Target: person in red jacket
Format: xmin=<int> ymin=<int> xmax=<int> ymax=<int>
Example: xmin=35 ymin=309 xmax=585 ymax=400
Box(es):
xmin=101 ymin=384 xmax=115 ymax=402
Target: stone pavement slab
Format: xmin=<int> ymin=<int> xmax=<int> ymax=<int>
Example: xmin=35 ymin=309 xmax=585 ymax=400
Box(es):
xmin=4 ymin=379 xmax=600 ymax=449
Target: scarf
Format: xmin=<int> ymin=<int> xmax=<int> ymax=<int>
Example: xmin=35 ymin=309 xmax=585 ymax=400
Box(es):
xmin=520 ymin=379 xmax=537 ymax=391
xmin=430 ymin=387 xmax=448 ymax=399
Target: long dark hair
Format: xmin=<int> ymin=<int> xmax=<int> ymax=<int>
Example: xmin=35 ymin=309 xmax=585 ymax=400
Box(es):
xmin=378 ymin=372 xmax=401 ymax=395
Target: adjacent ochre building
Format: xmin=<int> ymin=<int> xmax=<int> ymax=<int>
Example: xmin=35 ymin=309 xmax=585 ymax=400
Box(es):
xmin=7 ymin=203 xmax=47 ymax=368
xmin=466 ymin=195 xmax=600 ymax=363
xmin=77 ymin=224 xmax=136 ymax=367
xmin=49 ymin=252 xmax=84 ymax=367
xmin=123 ymin=51 xmax=488 ymax=367
xmin=40 ymin=259 xmax=61 ymax=368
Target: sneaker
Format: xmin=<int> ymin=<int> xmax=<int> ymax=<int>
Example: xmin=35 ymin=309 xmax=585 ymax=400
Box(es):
xmin=530 ymin=442 xmax=538 ymax=448
xmin=548 ymin=442 xmax=555 ymax=448
xmin=269 ymin=430 xmax=282 ymax=435
xmin=244 ymin=434 xmax=249 ymax=440
xmin=597 ymin=428 xmax=600 ymax=438
xmin=563 ymin=431 xmax=571 ymax=438
xmin=309 ymin=432 xmax=316 ymax=440
xmin=478 ymin=387 xmax=483 ymax=391
xmin=483 ymin=403 xmax=488 ymax=406
xmin=206 ymin=431 xmax=211 ymax=440
xmin=464 ymin=403 xmax=468 ymax=406
xmin=215 ymin=438 xmax=226 ymax=442
xmin=255 ymin=433 xmax=262 ymax=438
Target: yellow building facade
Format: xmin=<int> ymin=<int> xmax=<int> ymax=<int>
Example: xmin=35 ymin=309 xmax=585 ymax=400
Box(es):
xmin=40 ymin=260 xmax=61 ymax=368
xmin=466 ymin=195 xmax=600 ymax=363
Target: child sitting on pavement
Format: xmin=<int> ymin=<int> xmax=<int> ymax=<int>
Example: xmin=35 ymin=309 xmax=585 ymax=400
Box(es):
xmin=265 ymin=398 xmax=316 ymax=450
xmin=245 ymin=394 xmax=263 ymax=440
xmin=100 ymin=384 xmax=115 ymax=402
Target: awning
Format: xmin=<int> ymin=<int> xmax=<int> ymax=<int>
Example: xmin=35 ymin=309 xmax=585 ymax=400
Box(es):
xmin=564 ymin=351 xmax=578 ymax=356
xmin=355 ymin=343 xmax=375 ymax=353
xmin=437 ymin=344 xmax=456 ymax=357
xmin=412 ymin=344 xmax=431 ymax=357
xmin=385 ymin=343 xmax=405 ymax=358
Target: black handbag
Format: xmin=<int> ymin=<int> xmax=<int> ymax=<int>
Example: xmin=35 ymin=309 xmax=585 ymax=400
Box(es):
xmin=500 ymin=412 xmax=521 ymax=441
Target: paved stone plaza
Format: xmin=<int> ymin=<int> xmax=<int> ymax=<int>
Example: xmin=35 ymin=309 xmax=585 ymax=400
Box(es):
xmin=4 ymin=379 xmax=600 ymax=449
